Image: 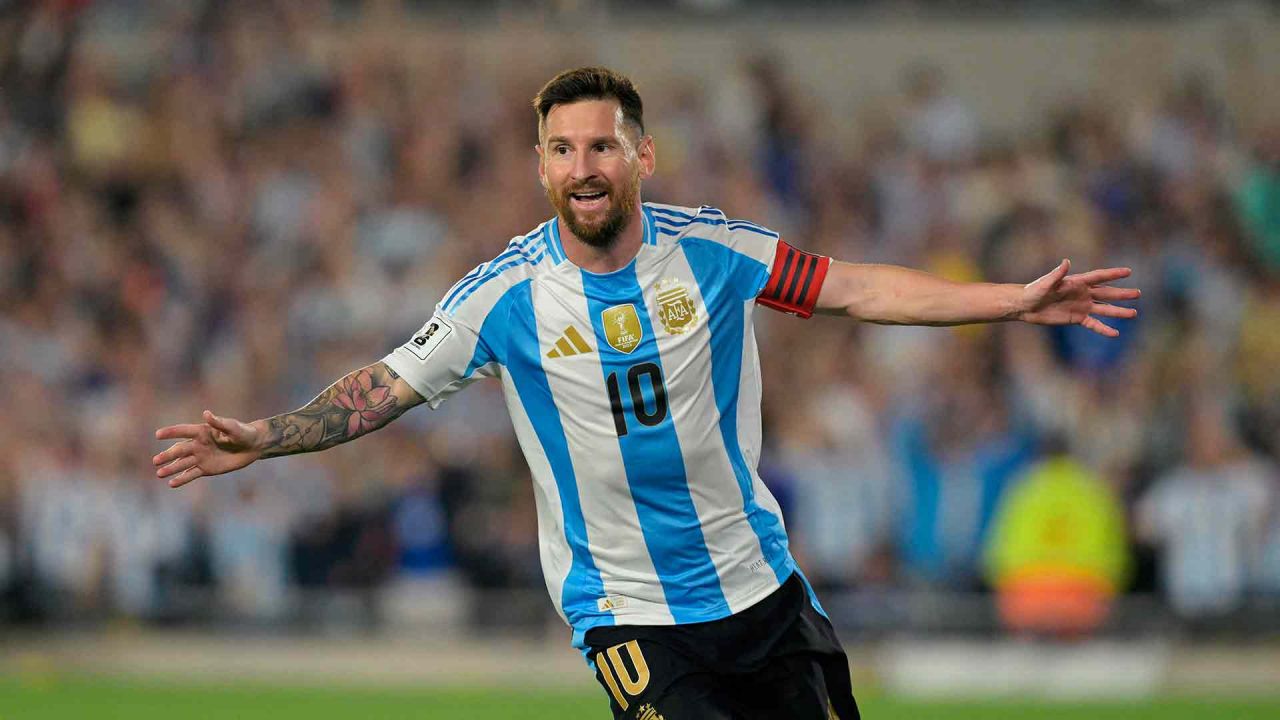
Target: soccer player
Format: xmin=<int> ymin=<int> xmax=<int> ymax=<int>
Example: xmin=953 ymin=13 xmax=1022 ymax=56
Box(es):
xmin=153 ymin=67 xmax=1139 ymax=719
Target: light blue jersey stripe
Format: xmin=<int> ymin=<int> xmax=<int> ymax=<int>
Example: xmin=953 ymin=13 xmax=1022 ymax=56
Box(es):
xmin=681 ymin=238 xmax=792 ymax=585
xmin=651 ymin=215 xmax=779 ymax=240
xmin=794 ymin=567 xmax=829 ymax=618
xmin=440 ymin=230 xmax=538 ymax=310
xmin=726 ymin=221 xmax=778 ymax=238
xmin=580 ymin=263 xmax=730 ymax=622
xmin=439 ymin=265 xmax=488 ymax=311
xmin=441 ymin=225 xmax=546 ymax=312
xmin=647 ymin=205 xmax=697 ymax=221
xmin=444 ymin=245 xmax=547 ymax=315
xmin=486 ymin=280 xmax=613 ymax=641
xmin=648 ymin=205 xmax=780 ymax=240
xmin=548 ymin=218 xmax=567 ymax=263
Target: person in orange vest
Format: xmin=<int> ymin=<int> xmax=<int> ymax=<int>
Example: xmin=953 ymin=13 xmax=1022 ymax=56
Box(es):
xmin=984 ymin=447 xmax=1130 ymax=638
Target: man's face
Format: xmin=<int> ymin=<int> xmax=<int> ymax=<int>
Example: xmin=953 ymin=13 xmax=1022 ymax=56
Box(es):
xmin=537 ymin=99 xmax=654 ymax=249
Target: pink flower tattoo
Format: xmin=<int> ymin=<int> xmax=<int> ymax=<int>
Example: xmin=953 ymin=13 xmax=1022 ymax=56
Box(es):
xmin=333 ymin=370 xmax=397 ymax=436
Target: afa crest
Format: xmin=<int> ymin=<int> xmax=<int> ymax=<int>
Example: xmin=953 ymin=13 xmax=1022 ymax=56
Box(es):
xmin=655 ymin=278 xmax=698 ymax=335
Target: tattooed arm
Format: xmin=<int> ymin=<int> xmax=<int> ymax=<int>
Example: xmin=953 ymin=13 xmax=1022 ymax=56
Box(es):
xmin=259 ymin=362 xmax=422 ymax=458
xmin=152 ymin=362 xmax=425 ymax=488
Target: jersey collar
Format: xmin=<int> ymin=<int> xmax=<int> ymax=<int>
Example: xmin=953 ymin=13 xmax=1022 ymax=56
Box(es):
xmin=546 ymin=205 xmax=658 ymax=267
xmin=547 ymin=216 xmax=568 ymax=264
xmin=641 ymin=203 xmax=658 ymax=247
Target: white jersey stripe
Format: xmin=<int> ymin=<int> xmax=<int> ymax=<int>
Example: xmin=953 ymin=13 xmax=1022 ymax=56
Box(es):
xmin=491 ymin=280 xmax=614 ymax=639
xmin=533 ymin=273 xmax=674 ymax=626
xmin=681 ymin=237 xmax=794 ymax=585
xmin=642 ymin=247 xmax=784 ymax=612
xmin=580 ymin=261 xmax=731 ymax=622
xmin=501 ymin=370 xmax=572 ymax=625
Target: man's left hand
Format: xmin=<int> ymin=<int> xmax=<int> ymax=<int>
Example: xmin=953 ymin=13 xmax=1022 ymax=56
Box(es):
xmin=1018 ymin=259 xmax=1140 ymax=337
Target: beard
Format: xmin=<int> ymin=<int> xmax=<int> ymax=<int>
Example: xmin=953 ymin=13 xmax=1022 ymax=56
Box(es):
xmin=547 ymin=170 xmax=640 ymax=249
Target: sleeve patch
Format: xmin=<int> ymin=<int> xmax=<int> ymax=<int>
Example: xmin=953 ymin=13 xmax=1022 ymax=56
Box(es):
xmin=403 ymin=315 xmax=454 ymax=362
xmin=756 ymin=242 xmax=830 ymax=319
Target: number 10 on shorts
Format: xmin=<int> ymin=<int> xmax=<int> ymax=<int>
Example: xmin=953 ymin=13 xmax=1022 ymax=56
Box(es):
xmin=596 ymin=640 xmax=651 ymax=710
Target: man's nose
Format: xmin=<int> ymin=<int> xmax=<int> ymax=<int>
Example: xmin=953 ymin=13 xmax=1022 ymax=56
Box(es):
xmin=570 ymin=151 xmax=597 ymax=181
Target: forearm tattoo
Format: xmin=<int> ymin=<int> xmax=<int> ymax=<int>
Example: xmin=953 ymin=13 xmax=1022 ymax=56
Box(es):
xmin=259 ymin=363 xmax=408 ymax=458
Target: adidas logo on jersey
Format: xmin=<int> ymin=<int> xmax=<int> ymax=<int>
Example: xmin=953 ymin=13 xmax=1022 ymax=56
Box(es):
xmin=546 ymin=325 xmax=593 ymax=358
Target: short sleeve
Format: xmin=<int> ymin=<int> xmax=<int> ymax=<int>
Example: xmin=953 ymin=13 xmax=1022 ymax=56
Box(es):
xmin=382 ymin=310 xmax=498 ymax=409
xmin=382 ymin=228 xmax=546 ymax=407
xmin=653 ymin=204 xmax=830 ymax=315
xmin=695 ymin=209 xmax=781 ymax=271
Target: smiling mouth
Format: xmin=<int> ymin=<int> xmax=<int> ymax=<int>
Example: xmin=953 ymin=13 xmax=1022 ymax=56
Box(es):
xmin=569 ymin=189 xmax=608 ymax=208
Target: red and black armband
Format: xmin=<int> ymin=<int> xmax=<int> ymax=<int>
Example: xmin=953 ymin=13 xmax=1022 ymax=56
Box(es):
xmin=756 ymin=241 xmax=831 ymax=318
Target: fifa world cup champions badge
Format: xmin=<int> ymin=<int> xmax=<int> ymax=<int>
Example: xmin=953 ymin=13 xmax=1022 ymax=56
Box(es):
xmin=603 ymin=304 xmax=643 ymax=353
xmin=655 ymin=278 xmax=698 ymax=335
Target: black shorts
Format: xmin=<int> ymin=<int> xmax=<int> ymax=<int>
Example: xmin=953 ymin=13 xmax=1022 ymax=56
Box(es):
xmin=583 ymin=573 xmax=860 ymax=720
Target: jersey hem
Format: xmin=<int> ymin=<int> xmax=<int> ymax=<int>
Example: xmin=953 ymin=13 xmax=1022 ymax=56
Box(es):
xmin=568 ymin=560 xmax=798 ymax=650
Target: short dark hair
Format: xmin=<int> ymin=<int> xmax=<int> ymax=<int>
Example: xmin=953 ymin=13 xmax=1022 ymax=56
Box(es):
xmin=533 ymin=67 xmax=644 ymax=140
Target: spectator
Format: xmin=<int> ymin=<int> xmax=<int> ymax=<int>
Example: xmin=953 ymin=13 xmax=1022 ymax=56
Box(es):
xmin=984 ymin=450 xmax=1130 ymax=638
xmin=0 ymin=2 xmax=1275 ymax=637
xmin=1235 ymin=124 xmax=1280 ymax=274
xmin=1137 ymin=403 xmax=1273 ymax=622
xmin=889 ymin=335 xmax=1036 ymax=587
xmin=900 ymin=62 xmax=979 ymax=166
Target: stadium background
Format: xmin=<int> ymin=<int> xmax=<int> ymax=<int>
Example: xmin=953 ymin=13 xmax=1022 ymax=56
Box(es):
xmin=2 ymin=0 xmax=1280 ymax=718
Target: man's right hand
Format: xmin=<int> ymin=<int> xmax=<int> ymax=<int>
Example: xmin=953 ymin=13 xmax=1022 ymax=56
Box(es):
xmin=153 ymin=410 xmax=264 ymax=488
xmin=152 ymin=362 xmax=425 ymax=487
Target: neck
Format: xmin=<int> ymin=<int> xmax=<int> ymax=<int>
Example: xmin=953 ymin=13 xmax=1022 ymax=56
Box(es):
xmin=558 ymin=203 xmax=644 ymax=274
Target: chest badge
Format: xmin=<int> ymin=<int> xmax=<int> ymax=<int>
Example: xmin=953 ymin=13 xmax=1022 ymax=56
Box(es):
xmin=655 ymin=278 xmax=699 ymax=335
xmin=602 ymin=304 xmax=643 ymax=354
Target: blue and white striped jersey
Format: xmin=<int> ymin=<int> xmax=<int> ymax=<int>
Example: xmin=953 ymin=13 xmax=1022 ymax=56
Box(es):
xmin=383 ymin=202 xmax=827 ymax=647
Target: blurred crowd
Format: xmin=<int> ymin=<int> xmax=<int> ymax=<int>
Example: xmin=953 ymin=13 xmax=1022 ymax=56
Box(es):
xmin=1 ymin=1 xmax=1278 ymax=637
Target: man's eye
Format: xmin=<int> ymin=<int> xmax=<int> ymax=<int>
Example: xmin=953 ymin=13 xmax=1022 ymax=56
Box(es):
xmin=594 ymin=143 xmax=612 ymax=153
xmin=554 ymin=145 xmax=570 ymax=155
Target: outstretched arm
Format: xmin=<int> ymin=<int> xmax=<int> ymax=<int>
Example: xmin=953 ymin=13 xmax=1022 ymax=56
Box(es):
xmin=153 ymin=361 xmax=424 ymax=488
xmin=814 ymin=259 xmax=1139 ymax=336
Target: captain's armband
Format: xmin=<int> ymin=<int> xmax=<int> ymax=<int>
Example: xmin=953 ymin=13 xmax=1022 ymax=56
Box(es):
xmin=756 ymin=242 xmax=830 ymax=318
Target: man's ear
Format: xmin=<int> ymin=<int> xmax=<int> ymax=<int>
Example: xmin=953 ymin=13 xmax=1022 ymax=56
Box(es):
xmin=535 ymin=144 xmax=548 ymax=189
xmin=638 ymin=135 xmax=656 ymax=179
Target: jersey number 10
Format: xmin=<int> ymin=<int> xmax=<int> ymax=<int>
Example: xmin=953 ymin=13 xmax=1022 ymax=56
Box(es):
xmin=605 ymin=362 xmax=668 ymax=437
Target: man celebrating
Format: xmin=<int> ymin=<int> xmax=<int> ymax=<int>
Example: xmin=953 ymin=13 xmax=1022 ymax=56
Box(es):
xmin=154 ymin=67 xmax=1138 ymax=719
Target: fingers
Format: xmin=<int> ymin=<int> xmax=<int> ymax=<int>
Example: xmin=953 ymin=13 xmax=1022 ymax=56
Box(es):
xmin=203 ymin=410 xmax=239 ymax=436
xmin=1043 ymin=258 xmax=1070 ymax=286
xmin=157 ymin=454 xmax=199 ymax=479
xmin=1080 ymin=315 xmax=1119 ymax=337
xmin=1073 ymin=267 xmax=1132 ymax=286
xmin=152 ymin=440 xmax=194 ymax=467
xmin=168 ymin=466 xmax=204 ymax=489
xmin=155 ymin=424 xmax=206 ymax=441
xmin=1091 ymin=286 xmax=1141 ymax=302
xmin=153 ymin=412 xmax=243 ymax=488
xmin=1091 ymin=302 xmax=1139 ymax=320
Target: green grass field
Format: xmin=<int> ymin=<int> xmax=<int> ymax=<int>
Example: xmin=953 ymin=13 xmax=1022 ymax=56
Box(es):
xmin=2 ymin=677 xmax=1279 ymax=720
